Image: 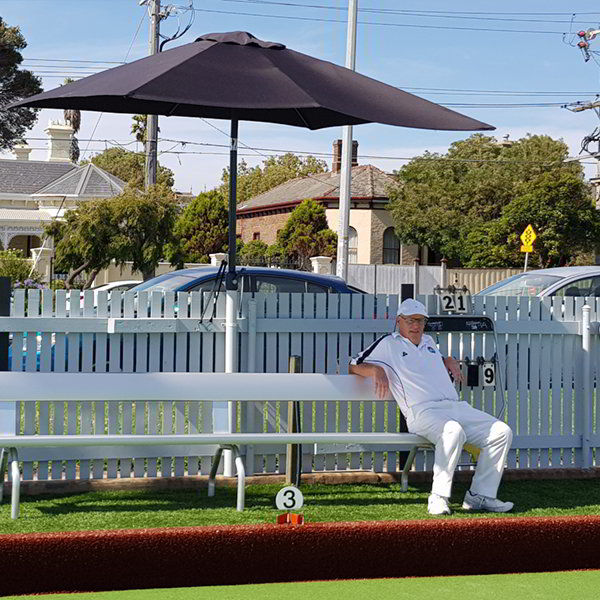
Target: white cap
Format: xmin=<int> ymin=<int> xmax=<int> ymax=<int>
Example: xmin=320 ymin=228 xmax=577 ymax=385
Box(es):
xmin=397 ymin=298 xmax=428 ymax=318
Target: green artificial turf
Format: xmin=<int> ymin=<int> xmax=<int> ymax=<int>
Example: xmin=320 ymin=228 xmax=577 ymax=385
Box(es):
xmin=4 ymin=570 xmax=600 ymax=600
xmin=1 ymin=478 xmax=600 ymax=535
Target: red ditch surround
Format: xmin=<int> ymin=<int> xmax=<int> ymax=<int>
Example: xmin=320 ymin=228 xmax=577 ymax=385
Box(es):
xmin=2 ymin=516 xmax=600 ymax=596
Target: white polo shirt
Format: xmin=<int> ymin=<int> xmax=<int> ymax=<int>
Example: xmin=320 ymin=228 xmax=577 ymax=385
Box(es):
xmin=350 ymin=332 xmax=458 ymax=419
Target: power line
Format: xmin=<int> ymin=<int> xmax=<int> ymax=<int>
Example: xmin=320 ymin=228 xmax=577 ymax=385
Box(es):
xmin=23 ymin=62 xmax=599 ymax=99
xmin=80 ymin=11 xmax=147 ymax=161
xmin=12 ymin=135 xmax=595 ymax=167
xmin=186 ymin=7 xmax=567 ymax=35
xmin=220 ymin=1 xmax=598 ymax=25
xmin=23 ymin=62 xmax=600 ymax=98
xmin=22 ymin=58 xmax=125 ymax=64
xmin=10 ymin=144 xmax=595 ymax=166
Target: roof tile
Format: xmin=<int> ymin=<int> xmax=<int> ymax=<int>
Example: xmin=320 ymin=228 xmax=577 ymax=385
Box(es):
xmin=0 ymin=159 xmax=76 ymax=194
xmin=237 ymin=165 xmax=396 ymax=212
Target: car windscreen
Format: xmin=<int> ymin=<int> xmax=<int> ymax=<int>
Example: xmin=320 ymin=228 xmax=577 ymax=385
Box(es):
xmin=130 ymin=274 xmax=199 ymax=293
xmin=477 ymin=273 xmax=562 ymax=297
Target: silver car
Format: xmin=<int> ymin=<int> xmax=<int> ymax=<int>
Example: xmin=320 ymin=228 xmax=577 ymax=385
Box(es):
xmin=476 ymin=266 xmax=600 ymax=298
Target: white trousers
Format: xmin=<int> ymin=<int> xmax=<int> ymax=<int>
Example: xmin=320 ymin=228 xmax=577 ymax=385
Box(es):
xmin=407 ymin=400 xmax=513 ymax=499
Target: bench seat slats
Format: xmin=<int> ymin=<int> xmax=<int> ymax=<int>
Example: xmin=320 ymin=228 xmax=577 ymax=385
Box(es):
xmin=0 ymin=373 xmax=378 ymax=403
xmin=0 ymin=432 xmax=431 ymax=448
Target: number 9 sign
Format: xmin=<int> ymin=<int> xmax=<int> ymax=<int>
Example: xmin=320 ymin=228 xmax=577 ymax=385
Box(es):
xmin=275 ymin=486 xmax=304 ymax=510
xmin=482 ymin=362 xmax=496 ymax=387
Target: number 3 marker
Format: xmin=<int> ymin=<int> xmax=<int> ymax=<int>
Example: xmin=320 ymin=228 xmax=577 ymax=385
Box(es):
xmin=276 ymin=486 xmax=304 ymax=510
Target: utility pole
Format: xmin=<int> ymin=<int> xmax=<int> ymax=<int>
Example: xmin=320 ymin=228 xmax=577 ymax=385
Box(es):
xmin=145 ymin=0 xmax=160 ymax=190
xmin=564 ymin=100 xmax=600 ymax=209
xmin=336 ymin=0 xmax=358 ymax=281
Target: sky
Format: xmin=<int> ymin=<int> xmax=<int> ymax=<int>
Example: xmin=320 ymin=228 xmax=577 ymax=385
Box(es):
xmin=3 ymin=0 xmax=600 ymax=194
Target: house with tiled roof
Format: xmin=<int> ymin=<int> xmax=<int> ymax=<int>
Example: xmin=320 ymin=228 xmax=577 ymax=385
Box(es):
xmin=236 ymin=140 xmax=422 ymax=265
xmin=0 ymin=121 xmax=126 ymax=256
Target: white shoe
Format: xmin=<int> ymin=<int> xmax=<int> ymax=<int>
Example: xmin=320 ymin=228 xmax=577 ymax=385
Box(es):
xmin=428 ymin=493 xmax=452 ymax=515
xmin=462 ymin=490 xmax=514 ymax=513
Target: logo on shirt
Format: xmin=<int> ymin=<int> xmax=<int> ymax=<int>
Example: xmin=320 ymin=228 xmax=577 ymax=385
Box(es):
xmin=402 ymin=351 xmax=408 ymax=357
xmin=427 ymin=346 xmax=437 ymax=354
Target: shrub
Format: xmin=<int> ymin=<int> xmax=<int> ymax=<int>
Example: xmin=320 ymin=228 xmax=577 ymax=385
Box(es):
xmin=0 ymin=250 xmax=43 ymax=287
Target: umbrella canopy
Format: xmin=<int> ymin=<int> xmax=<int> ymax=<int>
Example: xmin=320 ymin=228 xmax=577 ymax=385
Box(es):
xmin=11 ymin=31 xmax=494 ymax=281
xmin=11 ymin=31 xmax=493 ymax=132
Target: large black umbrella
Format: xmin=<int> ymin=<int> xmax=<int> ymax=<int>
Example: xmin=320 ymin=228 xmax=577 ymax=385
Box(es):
xmin=12 ymin=31 xmax=494 ymax=281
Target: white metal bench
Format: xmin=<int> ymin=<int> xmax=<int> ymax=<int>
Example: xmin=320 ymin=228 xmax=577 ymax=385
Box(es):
xmin=0 ymin=372 xmax=432 ymax=519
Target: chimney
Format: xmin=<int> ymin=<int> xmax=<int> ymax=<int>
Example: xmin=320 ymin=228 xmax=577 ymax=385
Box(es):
xmin=332 ymin=139 xmax=358 ymax=173
xmin=13 ymin=143 xmax=32 ymax=161
xmin=45 ymin=120 xmax=74 ymax=162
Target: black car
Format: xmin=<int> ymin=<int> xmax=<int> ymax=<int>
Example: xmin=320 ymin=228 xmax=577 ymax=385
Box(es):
xmin=130 ymin=266 xmax=364 ymax=295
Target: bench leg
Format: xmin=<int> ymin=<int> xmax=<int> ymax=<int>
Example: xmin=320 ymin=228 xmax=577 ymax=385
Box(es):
xmin=208 ymin=447 xmax=224 ymax=498
xmin=0 ymin=448 xmax=7 ymax=504
xmin=231 ymin=445 xmax=245 ymax=512
xmin=401 ymin=447 xmax=418 ymax=492
xmin=9 ymin=448 xmax=19 ymax=520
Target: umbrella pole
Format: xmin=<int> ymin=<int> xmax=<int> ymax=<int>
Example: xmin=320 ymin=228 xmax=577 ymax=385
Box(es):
xmin=223 ymin=119 xmax=240 ymax=477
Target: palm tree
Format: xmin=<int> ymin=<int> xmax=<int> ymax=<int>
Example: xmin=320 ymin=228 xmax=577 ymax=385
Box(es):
xmin=63 ymin=78 xmax=81 ymax=162
xmin=131 ymin=114 xmax=147 ymax=144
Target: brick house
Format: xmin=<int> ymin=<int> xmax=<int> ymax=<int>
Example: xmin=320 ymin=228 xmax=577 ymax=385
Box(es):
xmin=236 ymin=140 xmax=422 ymax=265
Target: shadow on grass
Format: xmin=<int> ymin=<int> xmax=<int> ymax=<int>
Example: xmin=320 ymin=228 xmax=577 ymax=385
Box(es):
xmin=14 ymin=479 xmax=600 ymax=520
xmin=31 ymin=489 xmax=429 ymax=517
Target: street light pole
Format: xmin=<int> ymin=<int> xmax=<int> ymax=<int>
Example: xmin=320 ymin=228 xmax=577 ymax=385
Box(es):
xmin=336 ymin=0 xmax=358 ymax=281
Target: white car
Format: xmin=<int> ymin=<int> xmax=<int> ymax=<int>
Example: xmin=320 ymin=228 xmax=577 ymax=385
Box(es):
xmin=476 ymin=266 xmax=600 ymax=298
xmin=66 ymin=280 xmax=142 ymax=310
xmin=83 ymin=280 xmax=142 ymax=296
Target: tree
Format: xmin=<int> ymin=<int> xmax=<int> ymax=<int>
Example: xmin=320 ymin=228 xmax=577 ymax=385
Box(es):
xmin=465 ymin=171 xmax=600 ymax=268
xmin=276 ymin=199 xmax=337 ymax=270
xmin=87 ymin=147 xmax=174 ymax=190
xmin=47 ymin=187 xmax=178 ymax=286
xmin=63 ymin=77 xmax=81 ymax=162
xmin=130 ymin=114 xmax=160 ymax=144
xmin=167 ymin=190 xmax=228 ymax=265
xmin=0 ymin=249 xmax=42 ymax=287
xmin=220 ymin=153 xmax=327 ymax=204
xmin=0 ymin=17 xmax=42 ymax=151
xmin=131 ymin=115 xmax=147 ymax=143
xmin=239 ymin=239 xmax=269 ymax=265
xmin=111 ymin=185 xmax=179 ymax=280
xmin=387 ymin=134 xmax=597 ymax=267
xmin=45 ymin=199 xmax=118 ymax=289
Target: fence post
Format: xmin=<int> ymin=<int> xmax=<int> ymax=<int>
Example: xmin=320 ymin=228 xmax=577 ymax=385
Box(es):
xmin=413 ymin=258 xmax=420 ymax=297
xmin=310 ymin=256 xmax=333 ymax=275
xmin=582 ymin=304 xmax=592 ymax=468
xmin=286 ymin=355 xmax=302 ymax=486
xmin=0 ymin=277 xmax=9 ymax=372
xmin=440 ymin=258 xmax=447 ymax=289
xmin=245 ymin=299 xmax=257 ymax=475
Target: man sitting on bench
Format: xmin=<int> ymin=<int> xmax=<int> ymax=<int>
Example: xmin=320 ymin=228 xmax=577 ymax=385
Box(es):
xmin=349 ymin=298 xmax=513 ymax=515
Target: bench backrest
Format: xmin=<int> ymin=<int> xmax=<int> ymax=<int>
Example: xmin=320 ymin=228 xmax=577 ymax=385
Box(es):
xmin=0 ymin=372 xmax=380 ymax=436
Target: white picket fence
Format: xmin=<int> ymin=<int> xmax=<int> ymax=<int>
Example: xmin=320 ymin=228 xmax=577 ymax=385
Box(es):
xmin=2 ymin=289 xmax=599 ymax=482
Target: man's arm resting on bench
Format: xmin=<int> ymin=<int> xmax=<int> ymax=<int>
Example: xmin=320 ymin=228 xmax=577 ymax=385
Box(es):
xmin=349 ymin=363 xmax=389 ymax=400
xmin=442 ymin=356 xmax=464 ymax=383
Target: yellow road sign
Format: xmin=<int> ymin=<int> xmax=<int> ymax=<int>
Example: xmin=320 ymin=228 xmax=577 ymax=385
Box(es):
xmin=521 ymin=245 xmax=533 ymax=253
xmin=520 ymin=225 xmax=537 ymax=247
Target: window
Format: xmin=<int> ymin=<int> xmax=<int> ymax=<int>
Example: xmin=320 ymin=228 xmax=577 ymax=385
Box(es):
xmin=253 ymin=232 xmax=260 ymax=240
xmin=383 ymin=227 xmax=400 ymax=264
xmin=252 ymin=275 xmax=327 ymax=294
xmin=552 ymin=276 xmax=600 ymax=298
xmin=188 ymin=278 xmax=226 ymax=295
xmin=348 ymin=227 xmax=358 ymax=264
